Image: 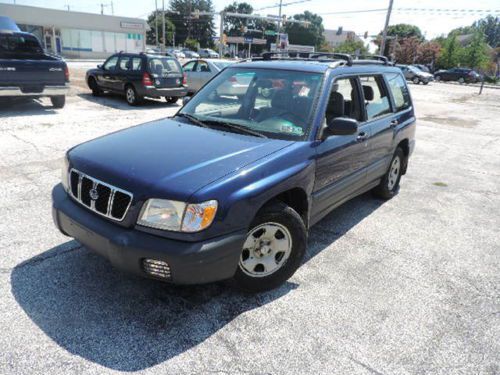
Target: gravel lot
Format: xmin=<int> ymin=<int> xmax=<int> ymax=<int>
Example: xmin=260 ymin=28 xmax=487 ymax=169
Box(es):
xmin=0 ymin=74 xmax=499 ymax=375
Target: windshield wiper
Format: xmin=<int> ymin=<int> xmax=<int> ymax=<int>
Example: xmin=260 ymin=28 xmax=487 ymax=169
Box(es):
xmin=202 ymin=119 xmax=268 ymax=138
xmin=176 ymin=113 xmax=209 ymax=128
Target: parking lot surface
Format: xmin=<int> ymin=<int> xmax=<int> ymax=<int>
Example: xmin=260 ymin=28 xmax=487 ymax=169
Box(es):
xmin=0 ymin=80 xmax=499 ymax=374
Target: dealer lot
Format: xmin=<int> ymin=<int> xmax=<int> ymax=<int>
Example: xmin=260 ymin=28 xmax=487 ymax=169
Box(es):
xmin=0 ymin=79 xmax=498 ymax=374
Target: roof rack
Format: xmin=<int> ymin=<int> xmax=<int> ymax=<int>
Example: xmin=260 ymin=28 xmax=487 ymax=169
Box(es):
xmin=352 ymin=55 xmax=392 ymax=65
xmin=258 ymin=51 xmax=352 ymax=66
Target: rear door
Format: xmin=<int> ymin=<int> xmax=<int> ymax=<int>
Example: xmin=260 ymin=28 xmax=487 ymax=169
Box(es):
xmin=146 ymin=57 xmax=183 ymax=89
xmin=359 ymin=75 xmax=395 ymax=182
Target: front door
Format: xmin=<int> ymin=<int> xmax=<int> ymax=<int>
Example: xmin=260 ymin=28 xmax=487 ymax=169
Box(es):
xmin=312 ymin=76 xmax=372 ymax=220
xmin=98 ymin=55 xmax=119 ymax=90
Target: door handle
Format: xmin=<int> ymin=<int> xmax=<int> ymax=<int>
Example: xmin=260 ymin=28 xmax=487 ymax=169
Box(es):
xmin=390 ymin=119 xmax=399 ymax=128
xmin=356 ymin=132 xmax=368 ymax=142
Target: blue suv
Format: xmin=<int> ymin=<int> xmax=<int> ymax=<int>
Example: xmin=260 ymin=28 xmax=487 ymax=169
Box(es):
xmin=52 ymin=53 xmax=416 ymax=292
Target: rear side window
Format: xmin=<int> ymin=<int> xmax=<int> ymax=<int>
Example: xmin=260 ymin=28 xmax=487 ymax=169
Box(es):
xmin=385 ymin=73 xmax=411 ymax=111
xmin=360 ymin=75 xmax=392 ymax=120
xmin=118 ymin=56 xmax=130 ymax=70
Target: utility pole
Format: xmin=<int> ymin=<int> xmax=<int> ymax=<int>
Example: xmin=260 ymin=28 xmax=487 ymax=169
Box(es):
xmin=110 ymin=1 xmax=114 ymax=15
xmin=155 ymin=0 xmax=158 ymax=47
xmin=380 ymin=0 xmax=394 ymax=56
xmin=276 ymin=0 xmax=283 ymax=48
xmin=162 ymin=0 xmax=166 ymax=51
xmin=101 ymin=3 xmax=104 ymax=15
xmin=219 ymin=11 xmax=225 ymax=57
xmin=188 ymin=0 xmax=192 ymax=39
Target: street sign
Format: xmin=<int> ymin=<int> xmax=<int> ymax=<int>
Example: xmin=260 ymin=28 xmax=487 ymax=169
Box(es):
xmin=264 ymin=30 xmax=277 ymax=36
xmin=244 ymin=36 xmax=254 ymax=44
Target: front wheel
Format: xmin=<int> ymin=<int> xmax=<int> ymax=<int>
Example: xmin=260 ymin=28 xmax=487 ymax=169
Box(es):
xmin=233 ymin=202 xmax=307 ymax=293
xmin=165 ymin=96 xmax=179 ymax=104
xmin=50 ymin=95 xmax=65 ymax=108
xmin=412 ymin=77 xmax=420 ymax=84
xmin=435 ymin=75 xmax=441 ymax=81
xmin=373 ymin=147 xmax=405 ymax=200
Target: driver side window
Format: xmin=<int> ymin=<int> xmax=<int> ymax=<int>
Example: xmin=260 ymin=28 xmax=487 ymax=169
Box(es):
xmin=325 ymin=78 xmax=362 ymax=124
xmin=104 ymin=56 xmax=118 ymax=71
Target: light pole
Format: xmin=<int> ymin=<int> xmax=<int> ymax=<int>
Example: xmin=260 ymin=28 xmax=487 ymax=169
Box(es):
xmin=276 ymin=0 xmax=283 ymax=48
xmin=162 ymin=0 xmax=166 ymax=51
xmin=380 ymin=0 xmax=394 ymax=56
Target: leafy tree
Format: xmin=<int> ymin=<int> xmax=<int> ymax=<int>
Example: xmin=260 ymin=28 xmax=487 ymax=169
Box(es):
xmin=284 ymin=11 xmax=325 ymax=49
xmin=416 ymin=41 xmax=441 ymax=66
xmin=437 ymin=34 xmax=463 ymax=69
xmin=386 ymin=23 xmax=424 ymax=40
xmin=184 ymin=38 xmax=199 ymax=50
xmin=169 ymin=0 xmax=215 ymax=47
xmin=461 ymin=31 xmax=490 ymax=70
xmin=223 ymin=2 xmax=253 ymax=36
xmin=394 ymin=37 xmax=421 ymax=64
xmin=146 ymin=12 xmax=175 ymax=46
xmin=474 ymin=15 xmax=499 ymax=47
xmin=334 ymin=40 xmax=368 ymax=55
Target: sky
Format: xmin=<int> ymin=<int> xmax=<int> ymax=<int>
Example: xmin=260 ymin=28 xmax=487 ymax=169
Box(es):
xmin=1 ymin=0 xmax=499 ymax=39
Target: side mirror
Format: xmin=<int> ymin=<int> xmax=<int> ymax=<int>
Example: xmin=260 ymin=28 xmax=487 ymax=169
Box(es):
xmin=97 ymin=64 xmax=103 ymax=70
xmin=324 ymin=117 xmax=358 ymax=138
xmin=182 ymin=96 xmax=191 ymax=106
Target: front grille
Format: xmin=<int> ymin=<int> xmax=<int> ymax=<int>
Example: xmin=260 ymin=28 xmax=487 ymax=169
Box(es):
xmin=142 ymin=259 xmax=172 ymax=280
xmin=69 ymin=169 xmax=133 ymax=221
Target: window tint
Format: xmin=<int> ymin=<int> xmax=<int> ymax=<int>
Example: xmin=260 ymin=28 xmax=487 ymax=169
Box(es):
xmin=118 ymin=56 xmax=130 ymax=70
xmin=386 ymin=73 xmax=411 ymax=111
xmin=325 ymin=78 xmax=362 ymax=123
xmin=183 ymin=61 xmax=196 ymax=71
xmin=104 ymin=56 xmax=118 ymax=70
xmin=360 ymin=75 xmax=392 ymax=120
xmin=196 ymin=61 xmax=210 ymax=72
xmin=131 ymin=57 xmax=142 ymax=71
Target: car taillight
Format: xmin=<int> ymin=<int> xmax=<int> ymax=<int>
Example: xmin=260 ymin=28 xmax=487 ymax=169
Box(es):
xmin=182 ymin=73 xmax=187 ymax=86
xmin=142 ymin=72 xmax=153 ymax=86
xmin=64 ymin=66 xmax=70 ymax=82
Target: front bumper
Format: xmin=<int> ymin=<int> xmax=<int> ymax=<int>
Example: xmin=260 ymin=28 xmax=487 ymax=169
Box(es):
xmin=140 ymin=86 xmax=188 ymax=98
xmin=0 ymin=84 xmax=69 ymax=97
xmin=52 ymin=184 xmax=245 ymax=284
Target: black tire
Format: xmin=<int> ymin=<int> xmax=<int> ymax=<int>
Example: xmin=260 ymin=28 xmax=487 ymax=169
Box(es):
xmin=435 ymin=75 xmax=441 ymax=81
xmin=423 ymin=81 xmax=429 ymax=85
xmin=50 ymin=95 xmax=65 ymax=109
xmin=373 ymin=147 xmax=405 ymax=200
xmin=125 ymin=85 xmax=142 ymax=106
xmin=412 ymin=77 xmax=420 ymax=84
xmin=458 ymin=77 xmax=465 ymax=84
xmin=88 ymin=77 xmax=102 ymax=96
xmin=233 ymin=201 xmax=307 ymax=293
xmin=165 ymin=96 xmax=179 ymax=104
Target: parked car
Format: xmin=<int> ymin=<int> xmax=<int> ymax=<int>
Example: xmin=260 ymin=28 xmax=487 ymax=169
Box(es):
xmin=0 ymin=16 xmax=69 ymax=108
xmin=166 ymin=48 xmax=185 ymax=59
xmin=181 ymin=49 xmax=200 ymax=58
xmin=182 ymin=59 xmax=236 ymax=94
xmin=53 ymin=53 xmax=416 ymax=292
xmin=412 ymin=64 xmax=430 ymax=73
xmin=86 ymin=52 xmax=187 ymax=105
xmin=198 ymin=48 xmax=219 ymax=58
xmin=397 ymin=64 xmax=434 ymax=85
xmin=434 ymin=67 xmax=481 ymax=84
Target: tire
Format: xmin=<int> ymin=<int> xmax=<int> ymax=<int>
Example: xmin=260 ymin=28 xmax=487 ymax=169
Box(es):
xmin=423 ymin=81 xmax=429 ymax=85
xmin=125 ymin=85 xmax=141 ymax=106
xmin=50 ymin=95 xmax=65 ymax=109
xmin=435 ymin=75 xmax=441 ymax=81
xmin=88 ymin=77 xmax=102 ymax=96
xmin=165 ymin=96 xmax=179 ymax=104
xmin=412 ymin=77 xmax=420 ymax=84
xmin=373 ymin=147 xmax=405 ymax=200
xmin=233 ymin=201 xmax=307 ymax=293
xmin=458 ymin=77 xmax=465 ymax=84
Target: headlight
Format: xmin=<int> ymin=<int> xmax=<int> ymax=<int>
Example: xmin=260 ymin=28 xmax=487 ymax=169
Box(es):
xmin=61 ymin=154 xmax=69 ymax=192
xmin=137 ymin=199 xmax=218 ymax=232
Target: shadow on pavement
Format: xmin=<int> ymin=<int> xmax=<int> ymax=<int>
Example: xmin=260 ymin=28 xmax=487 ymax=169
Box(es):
xmin=11 ymin=192 xmax=383 ymax=371
xmin=0 ymin=98 xmax=57 ymax=117
xmin=78 ymin=93 xmax=180 ymax=110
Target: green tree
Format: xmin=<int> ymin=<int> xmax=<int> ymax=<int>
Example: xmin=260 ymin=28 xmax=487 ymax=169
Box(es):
xmin=437 ymin=34 xmax=463 ymax=69
xmin=462 ymin=31 xmax=490 ymax=70
xmin=184 ymin=38 xmax=199 ymax=50
xmin=474 ymin=15 xmax=499 ymax=47
xmin=146 ymin=12 xmax=175 ymax=46
xmin=334 ymin=39 xmax=368 ymax=55
xmin=417 ymin=41 xmax=441 ymax=65
xmin=169 ymin=0 xmax=215 ymax=47
xmin=386 ymin=23 xmax=424 ymax=40
xmin=223 ymin=2 xmax=253 ymax=36
xmin=394 ymin=37 xmax=421 ymax=64
xmin=284 ymin=11 xmax=325 ymax=49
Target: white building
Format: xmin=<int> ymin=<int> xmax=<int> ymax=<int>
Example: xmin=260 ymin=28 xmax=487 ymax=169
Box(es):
xmin=0 ymin=3 xmax=149 ymax=59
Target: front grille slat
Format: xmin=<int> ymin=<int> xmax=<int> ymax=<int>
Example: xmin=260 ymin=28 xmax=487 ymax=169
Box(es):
xmin=68 ymin=169 xmax=133 ymax=221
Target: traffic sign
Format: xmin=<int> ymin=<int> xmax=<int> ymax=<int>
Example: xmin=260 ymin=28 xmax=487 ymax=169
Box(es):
xmin=244 ymin=36 xmax=254 ymax=44
xmin=264 ymin=30 xmax=277 ymax=36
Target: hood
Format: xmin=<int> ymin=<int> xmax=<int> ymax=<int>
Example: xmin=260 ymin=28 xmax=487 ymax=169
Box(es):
xmin=68 ymin=118 xmax=293 ymax=201
xmin=419 ymin=72 xmax=433 ymax=78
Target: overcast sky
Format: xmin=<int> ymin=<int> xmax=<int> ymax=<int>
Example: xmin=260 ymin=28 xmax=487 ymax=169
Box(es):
xmin=2 ymin=0 xmax=499 ymax=38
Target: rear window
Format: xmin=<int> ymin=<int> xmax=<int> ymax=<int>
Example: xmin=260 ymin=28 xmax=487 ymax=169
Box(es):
xmin=0 ymin=34 xmax=43 ymax=55
xmin=147 ymin=57 xmax=181 ymax=76
xmin=385 ymin=73 xmax=411 ymax=111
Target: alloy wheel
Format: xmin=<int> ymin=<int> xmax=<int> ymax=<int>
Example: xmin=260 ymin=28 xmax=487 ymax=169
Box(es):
xmin=387 ymin=156 xmax=401 ymax=190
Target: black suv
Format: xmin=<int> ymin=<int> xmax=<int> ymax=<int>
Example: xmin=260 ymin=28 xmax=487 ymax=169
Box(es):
xmin=54 ymin=53 xmax=416 ymax=292
xmin=86 ymin=52 xmax=187 ymax=105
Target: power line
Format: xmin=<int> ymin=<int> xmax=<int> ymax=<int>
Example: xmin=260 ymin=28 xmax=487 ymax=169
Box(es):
xmin=318 ymin=7 xmax=499 ymax=16
xmin=254 ymin=0 xmax=312 ymax=12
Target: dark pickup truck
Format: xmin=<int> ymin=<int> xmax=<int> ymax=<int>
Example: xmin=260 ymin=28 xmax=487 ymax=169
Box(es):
xmin=0 ymin=16 xmax=69 ymax=108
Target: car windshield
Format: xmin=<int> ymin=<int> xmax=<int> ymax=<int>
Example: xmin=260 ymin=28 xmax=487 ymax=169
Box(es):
xmin=409 ymin=66 xmax=421 ymax=73
xmin=0 ymin=34 xmax=43 ymax=55
xmin=179 ymin=67 xmax=323 ymax=140
xmin=148 ymin=57 xmax=181 ymax=75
